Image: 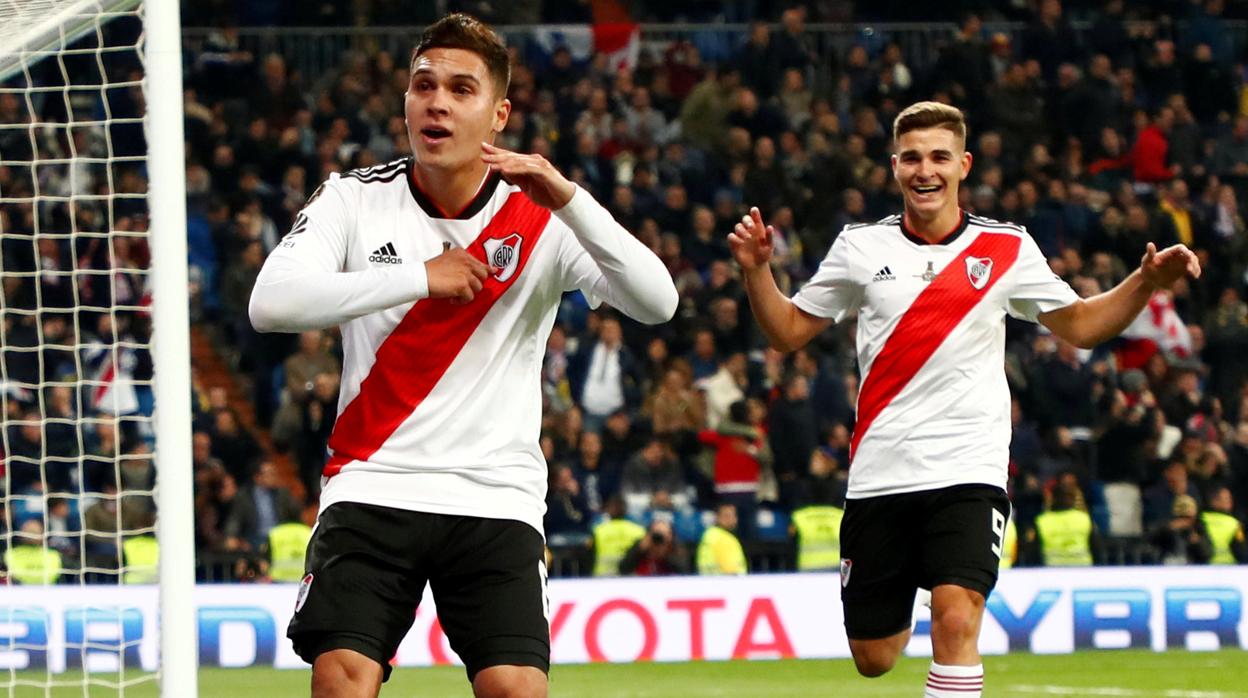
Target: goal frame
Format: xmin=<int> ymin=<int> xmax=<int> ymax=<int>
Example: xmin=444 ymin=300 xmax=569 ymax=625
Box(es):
xmin=3 ymin=0 xmax=198 ymax=694
xmin=144 ymin=0 xmax=197 ymax=696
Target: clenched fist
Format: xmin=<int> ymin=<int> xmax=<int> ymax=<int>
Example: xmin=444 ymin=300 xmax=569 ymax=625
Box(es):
xmin=425 ymin=246 xmax=491 ymax=303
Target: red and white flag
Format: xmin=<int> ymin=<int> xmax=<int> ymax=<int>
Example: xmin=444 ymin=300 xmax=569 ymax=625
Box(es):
xmin=531 ymin=23 xmax=641 ymax=73
xmin=1118 ymin=291 xmax=1192 ymax=365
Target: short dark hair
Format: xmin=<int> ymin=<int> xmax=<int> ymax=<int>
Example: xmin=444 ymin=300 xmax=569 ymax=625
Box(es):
xmin=893 ymin=101 xmax=967 ymax=148
xmin=411 ymin=13 xmax=510 ymax=97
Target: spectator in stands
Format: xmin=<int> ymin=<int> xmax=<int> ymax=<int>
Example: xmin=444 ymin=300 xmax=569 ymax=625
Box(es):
xmin=211 ymin=407 xmax=263 ymax=485
xmin=44 ymin=498 xmax=79 ymax=567
xmin=1131 ymin=106 xmax=1179 ymax=185
xmin=700 ymin=399 xmax=769 ymax=543
xmin=83 ymin=483 xmax=152 ymax=569
xmin=1150 ymin=493 xmax=1213 ymax=564
xmin=1144 ymin=459 xmax=1204 ymax=530
xmin=697 ymin=351 xmax=748 ymax=429
xmin=545 ymin=464 xmax=593 ymax=543
xmin=293 ymin=371 xmax=339 ymax=500
xmin=4 ymin=410 xmax=45 ymax=493
xmin=645 ymin=364 xmax=704 ymax=437
xmin=620 ymin=518 xmax=689 ymax=576
xmin=697 ymin=502 xmax=747 ymax=575
xmin=770 ymin=371 xmax=819 ymax=508
xmin=621 ymin=436 xmax=685 ymax=510
xmin=569 ymin=314 xmax=642 ymax=433
xmin=192 ymin=430 xmax=224 ymax=477
xmin=283 ymin=329 xmax=340 ymax=406
xmin=234 ymin=460 xmax=303 ymax=551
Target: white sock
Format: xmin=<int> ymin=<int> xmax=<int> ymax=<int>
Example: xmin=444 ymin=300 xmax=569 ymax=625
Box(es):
xmin=924 ymin=661 xmax=983 ymax=697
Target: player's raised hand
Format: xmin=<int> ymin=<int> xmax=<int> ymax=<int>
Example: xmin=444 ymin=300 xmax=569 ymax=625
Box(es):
xmin=425 ymin=246 xmax=490 ymax=303
xmin=481 ymin=142 xmax=575 ymax=210
xmin=728 ymin=206 xmax=775 ymax=272
xmin=1140 ymin=242 xmax=1201 ymax=290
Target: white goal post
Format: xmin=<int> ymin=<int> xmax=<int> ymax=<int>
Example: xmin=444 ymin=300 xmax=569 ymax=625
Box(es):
xmin=0 ymin=0 xmax=196 ymax=696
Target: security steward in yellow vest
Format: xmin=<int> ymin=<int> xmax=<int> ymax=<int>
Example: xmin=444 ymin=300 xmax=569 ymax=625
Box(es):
xmin=1033 ymin=483 xmax=1095 ymax=566
xmin=592 ymin=496 xmax=646 ymax=576
xmin=4 ymin=521 xmax=63 ymax=585
xmin=123 ymin=535 xmax=160 ymax=583
xmin=697 ymin=503 xmax=747 ymax=575
xmin=269 ymin=519 xmax=314 ymax=582
xmin=791 ymin=505 xmax=843 ymax=571
xmin=1202 ymin=486 xmax=1248 ymax=565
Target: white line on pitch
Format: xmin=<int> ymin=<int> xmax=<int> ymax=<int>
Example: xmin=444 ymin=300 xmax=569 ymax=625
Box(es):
xmin=1009 ymin=686 xmax=1248 ymax=698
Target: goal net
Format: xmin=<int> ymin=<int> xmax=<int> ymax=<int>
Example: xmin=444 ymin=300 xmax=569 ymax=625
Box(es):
xmin=0 ymin=0 xmax=195 ymax=695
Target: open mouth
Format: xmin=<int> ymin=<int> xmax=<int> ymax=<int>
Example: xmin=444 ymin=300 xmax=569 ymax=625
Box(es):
xmin=913 ymin=184 xmax=942 ymax=194
xmin=420 ymin=125 xmax=452 ymax=144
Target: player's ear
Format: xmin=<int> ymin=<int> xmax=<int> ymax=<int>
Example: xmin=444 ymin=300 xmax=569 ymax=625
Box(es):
xmin=493 ymin=98 xmax=510 ymax=133
xmin=961 ymin=151 xmax=973 ymax=181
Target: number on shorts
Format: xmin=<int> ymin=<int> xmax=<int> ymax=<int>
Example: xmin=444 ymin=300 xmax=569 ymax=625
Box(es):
xmin=538 ymin=559 xmax=551 ymax=623
xmin=990 ymin=509 xmax=1006 ymax=559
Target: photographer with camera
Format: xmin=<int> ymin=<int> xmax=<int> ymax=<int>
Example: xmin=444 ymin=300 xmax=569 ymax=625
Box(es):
xmin=619 ymin=519 xmax=690 ymax=576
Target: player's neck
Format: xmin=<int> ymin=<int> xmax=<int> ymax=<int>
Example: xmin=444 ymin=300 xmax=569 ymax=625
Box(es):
xmin=903 ymin=206 xmax=964 ymax=244
xmin=410 ymin=161 xmax=491 ymax=218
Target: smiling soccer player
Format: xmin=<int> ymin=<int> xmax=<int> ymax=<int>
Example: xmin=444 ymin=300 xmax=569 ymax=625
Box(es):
xmin=729 ymin=101 xmax=1200 ymax=698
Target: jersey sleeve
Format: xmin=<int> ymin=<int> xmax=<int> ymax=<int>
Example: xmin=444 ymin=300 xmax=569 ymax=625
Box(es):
xmin=791 ymin=231 xmax=863 ymax=322
xmin=248 ymin=175 xmax=430 ymax=333
xmin=1005 ymin=232 xmax=1080 ymax=322
xmin=552 ymin=186 xmax=678 ymax=325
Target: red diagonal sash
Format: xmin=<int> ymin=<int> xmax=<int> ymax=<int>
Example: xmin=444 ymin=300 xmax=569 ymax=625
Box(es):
xmin=323 ymin=192 xmax=551 ymax=477
xmin=849 ymin=232 xmax=1022 ymax=462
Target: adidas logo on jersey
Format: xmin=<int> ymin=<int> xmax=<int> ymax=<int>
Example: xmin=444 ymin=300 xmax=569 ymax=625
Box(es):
xmin=369 ymin=242 xmax=402 ymax=264
xmin=872 ymin=265 xmax=895 ymax=282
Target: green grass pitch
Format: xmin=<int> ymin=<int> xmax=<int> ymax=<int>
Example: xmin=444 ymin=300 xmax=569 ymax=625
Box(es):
xmin=5 ymin=650 xmax=1247 ymax=696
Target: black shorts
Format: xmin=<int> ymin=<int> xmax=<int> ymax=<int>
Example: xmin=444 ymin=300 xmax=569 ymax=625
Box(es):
xmin=839 ymin=484 xmax=1010 ymax=640
xmin=287 ymin=502 xmax=550 ymax=682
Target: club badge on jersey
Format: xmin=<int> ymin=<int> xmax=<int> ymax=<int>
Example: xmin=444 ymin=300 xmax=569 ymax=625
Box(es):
xmin=840 ymin=558 xmax=853 ymax=588
xmin=966 ymin=256 xmax=994 ymax=290
xmin=295 ymin=573 xmax=314 ymax=613
xmin=484 ymin=232 xmax=524 ymax=282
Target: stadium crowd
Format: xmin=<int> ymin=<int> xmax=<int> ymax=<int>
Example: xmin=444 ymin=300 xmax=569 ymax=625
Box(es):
xmin=3 ymin=0 xmax=1248 ymax=584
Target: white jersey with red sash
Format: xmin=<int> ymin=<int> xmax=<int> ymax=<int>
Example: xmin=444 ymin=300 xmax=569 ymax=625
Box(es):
xmin=793 ymin=212 xmax=1079 ymax=499
xmin=251 ymin=158 xmax=677 ymax=533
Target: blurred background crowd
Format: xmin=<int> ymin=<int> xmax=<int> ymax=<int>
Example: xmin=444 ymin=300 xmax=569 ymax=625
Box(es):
xmin=3 ymin=0 xmax=1248 ymax=584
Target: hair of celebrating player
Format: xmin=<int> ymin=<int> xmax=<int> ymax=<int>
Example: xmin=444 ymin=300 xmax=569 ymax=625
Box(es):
xmin=893 ymin=101 xmax=967 ymax=150
xmin=411 ymin=13 xmax=511 ymax=97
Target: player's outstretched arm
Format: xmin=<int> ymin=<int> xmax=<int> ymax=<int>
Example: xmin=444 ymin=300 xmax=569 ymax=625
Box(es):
xmin=1039 ymin=242 xmax=1201 ymax=348
xmin=482 ymin=142 xmax=678 ymax=325
xmin=732 ymin=207 xmax=831 ymax=352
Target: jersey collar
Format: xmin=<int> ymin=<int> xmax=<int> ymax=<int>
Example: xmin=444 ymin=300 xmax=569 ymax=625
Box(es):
xmin=405 ymin=158 xmax=502 ymax=220
xmin=899 ymin=210 xmax=968 ymax=246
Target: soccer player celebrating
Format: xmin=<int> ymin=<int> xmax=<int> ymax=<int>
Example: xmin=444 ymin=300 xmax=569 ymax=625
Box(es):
xmin=249 ymin=14 xmax=677 ymax=698
xmin=728 ymin=101 xmax=1199 ymax=697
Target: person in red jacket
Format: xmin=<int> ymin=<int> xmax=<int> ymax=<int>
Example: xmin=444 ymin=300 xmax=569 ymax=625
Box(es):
xmin=1132 ymin=107 xmax=1180 ymax=184
xmin=699 ymin=398 xmax=771 ymax=542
